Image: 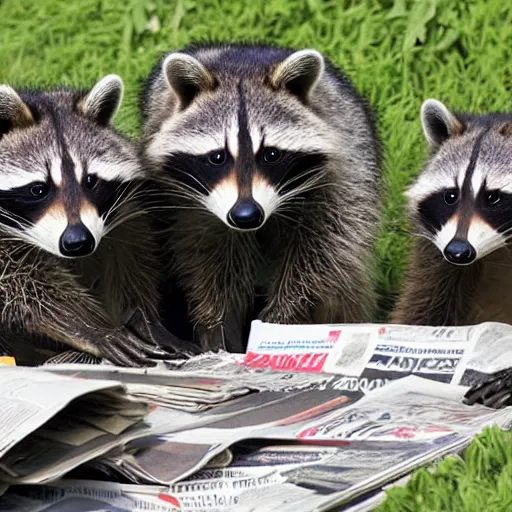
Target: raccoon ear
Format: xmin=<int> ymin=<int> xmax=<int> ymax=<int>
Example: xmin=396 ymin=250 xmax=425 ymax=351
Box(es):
xmin=163 ymin=53 xmax=217 ymax=110
xmin=78 ymin=75 xmax=124 ymax=126
xmin=0 ymin=85 xmax=34 ymax=134
xmin=421 ymin=99 xmax=463 ymax=149
xmin=270 ymin=49 xmax=324 ymax=103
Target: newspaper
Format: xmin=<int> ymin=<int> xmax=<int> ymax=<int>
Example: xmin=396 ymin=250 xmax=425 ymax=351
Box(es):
xmin=245 ymin=320 xmax=512 ymax=391
xmin=2 ymin=376 xmax=509 ymax=511
xmin=124 ymin=376 xmax=507 ymax=512
xmin=42 ymin=353 xmax=332 ymax=412
xmin=2 ymin=321 xmax=512 ymax=511
xmin=0 ymin=366 xmax=155 ymax=486
xmin=0 ymin=480 xmax=179 ymax=511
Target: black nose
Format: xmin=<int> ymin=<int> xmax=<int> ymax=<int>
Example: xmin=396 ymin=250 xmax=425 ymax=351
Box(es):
xmin=443 ymin=239 xmax=476 ymax=265
xmin=59 ymin=223 xmax=96 ymax=257
xmin=227 ymin=199 xmax=264 ymax=230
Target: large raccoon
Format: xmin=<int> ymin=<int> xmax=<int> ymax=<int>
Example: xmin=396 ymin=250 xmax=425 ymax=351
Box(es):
xmin=392 ymin=99 xmax=512 ymax=326
xmin=0 ymin=75 xmax=171 ymax=366
xmin=141 ymin=43 xmax=382 ymax=353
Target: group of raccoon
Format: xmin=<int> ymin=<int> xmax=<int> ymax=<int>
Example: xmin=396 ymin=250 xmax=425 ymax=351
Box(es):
xmin=0 ymin=42 xmax=511 ymax=402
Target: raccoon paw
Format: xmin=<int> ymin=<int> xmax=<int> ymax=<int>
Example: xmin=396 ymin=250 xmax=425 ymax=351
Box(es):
xmin=123 ymin=307 xmax=200 ymax=359
xmin=99 ymin=327 xmax=170 ymax=368
xmin=463 ymin=368 xmax=512 ymax=409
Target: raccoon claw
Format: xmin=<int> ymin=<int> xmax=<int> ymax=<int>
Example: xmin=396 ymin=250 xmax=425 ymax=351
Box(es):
xmin=43 ymin=350 xmax=103 ymax=365
xmin=100 ymin=329 xmax=160 ymax=368
xmin=463 ymin=368 xmax=512 ymax=409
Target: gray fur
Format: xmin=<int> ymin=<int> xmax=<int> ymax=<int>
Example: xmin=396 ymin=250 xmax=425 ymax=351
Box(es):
xmin=141 ymin=43 xmax=382 ymax=352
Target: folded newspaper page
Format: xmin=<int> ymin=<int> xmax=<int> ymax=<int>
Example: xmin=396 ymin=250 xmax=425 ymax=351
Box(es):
xmin=125 ymin=376 xmax=511 ymax=512
xmin=42 ymin=354 xmax=333 ymax=411
xmin=0 ymin=366 xmax=152 ymax=486
xmin=245 ymin=320 xmax=512 ymax=390
xmin=3 ymin=376 xmax=510 ymax=511
xmin=84 ymin=382 xmax=363 ymax=485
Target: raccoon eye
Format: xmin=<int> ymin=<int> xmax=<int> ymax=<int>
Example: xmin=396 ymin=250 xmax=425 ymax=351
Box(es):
xmin=85 ymin=174 xmax=98 ymax=190
xmin=263 ymin=147 xmax=281 ymax=163
xmin=208 ymin=150 xmax=226 ymax=166
xmin=487 ymin=191 xmax=501 ymax=206
xmin=30 ymin=182 xmax=49 ymax=198
xmin=444 ymin=189 xmax=459 ymax=205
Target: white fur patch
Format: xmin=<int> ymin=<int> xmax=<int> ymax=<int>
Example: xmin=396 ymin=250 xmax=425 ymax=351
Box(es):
xmin=227 ymin=118 xmax=239 ymax=159
xmin=470 ymin=164 xmax=484 ymax=198
xmin=24 ymin=206 xmax=68 ymax=256
xmin=0 ymin=165 xmax=47 ymax=190
xmin=87 ymin=159 xmax=142 ymax=183
xmin=480 ymin=166 xmax=512 ymax=195
xmin=406 ymin=173 xmax=456 ymax=204
xmin=252 ymin=178 xmax=279 ymax=220
xmin=71 ymin=153 xmax=84 ymax=183
xmin=467 ymin=217 xmax=505 ymax=260
xmin=263 ymin=124 xmax=337 ymax=154
xmin=147 ymin=131 xmax=225 ymax=162
xmin=49 ymin=157 xmax=62 ymax=187
xmin=204 ymin=178 xmax=238 ymax=226
xmin=80 ymin=206 xmax=104 ymax=245
xmin=407 ymin=157 xmax=471 ymax=205
xmin=434 ymin=218 xmax=458 ymax=253
xmin=250 ymin=126 xmax=263 ymax=154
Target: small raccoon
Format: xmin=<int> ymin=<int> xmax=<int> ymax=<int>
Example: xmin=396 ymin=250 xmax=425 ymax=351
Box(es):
xmin=141 ymin=43 xmax=382 ymax=352
xmin=0 ymin=75 xmax=168 ymax=366
xmin=392 ymin=99 xmax=512 ymax=326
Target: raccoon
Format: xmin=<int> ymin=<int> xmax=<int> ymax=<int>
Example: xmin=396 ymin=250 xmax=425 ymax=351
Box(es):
xmin=392 ymin=99 xmax=512 ymax=326
xmin=0 ymin=75 xmax=171 ymax=366
xmin=141 ymin=43 xmax=382 ymax=353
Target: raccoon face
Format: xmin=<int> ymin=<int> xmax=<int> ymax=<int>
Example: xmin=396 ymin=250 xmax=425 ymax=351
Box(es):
xmin=0 ymin=76 xmax=142 ymax=258
xmin=146 ymin=48 xmax=333 ymax=231
xmin=407 ymin=99 xmax=512 ymax=265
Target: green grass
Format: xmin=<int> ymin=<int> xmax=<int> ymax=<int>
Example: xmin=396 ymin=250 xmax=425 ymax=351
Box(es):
xmin=377 ymin=427 xmax=512 ymax=512
xmin=1 ymin=0 xmax=512 ymax=508
xmin=2 ymin=0 xmax=511 ymax=316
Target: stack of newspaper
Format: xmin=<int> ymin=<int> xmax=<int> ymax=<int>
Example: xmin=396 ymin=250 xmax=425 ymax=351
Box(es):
xmin=1 ymin=320 xmax=512 ymax=511
xmin=0 ymin=368 xmax=149 ymax=486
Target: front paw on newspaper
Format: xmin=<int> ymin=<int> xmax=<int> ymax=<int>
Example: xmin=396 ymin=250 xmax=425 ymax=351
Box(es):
xmin=43 ymin=328 xmax=165 ymax=368
xmin=43 ymin=350 xmax=103 ymax=365
xmin=123 ymin=308 xmax=200 ymax=360
xmin=463 ymin=368 xmax=512 ymax=409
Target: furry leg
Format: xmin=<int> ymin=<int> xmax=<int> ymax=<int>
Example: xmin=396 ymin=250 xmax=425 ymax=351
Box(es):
xmin=391 ymin=239 xmax=480 ymax=325
xmin=1 ymin=250 xmax=167 ymax=367
xmin=168 ymin=220 xmax=259 ymax=352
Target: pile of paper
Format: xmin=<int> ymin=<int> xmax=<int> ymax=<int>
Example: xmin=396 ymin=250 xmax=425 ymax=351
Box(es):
xmin=0 ymin=367 xmax=149 ymax=485
xmin=1 ymin=320 xmax=512 ymax=511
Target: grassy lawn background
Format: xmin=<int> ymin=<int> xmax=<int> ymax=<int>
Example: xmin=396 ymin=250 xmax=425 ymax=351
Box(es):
xmin=1 ymin=0 xmax=511 ymax=317
xmin=1 ymin=0 xmax=512 ymax=508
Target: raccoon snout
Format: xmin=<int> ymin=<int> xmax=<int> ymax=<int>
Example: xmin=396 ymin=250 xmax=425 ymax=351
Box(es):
xmin=443 ymin=239 xmax=476 ymax=266
xmin=59 ymin=223 xmax=96 ymax=257
xmin=227 ymin=199 xmax=264 ymax=231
